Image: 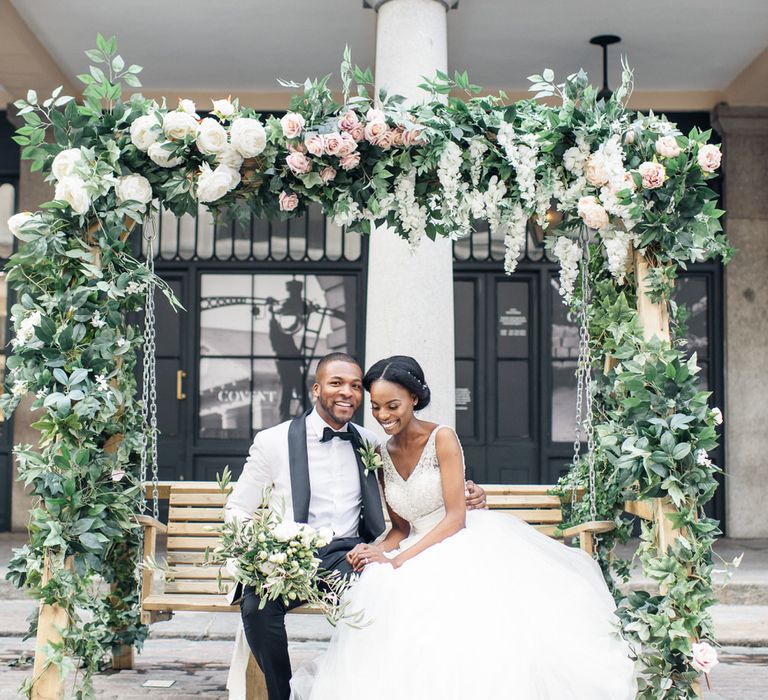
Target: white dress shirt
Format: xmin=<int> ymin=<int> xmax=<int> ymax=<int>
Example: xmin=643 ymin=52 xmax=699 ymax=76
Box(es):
xmin=306 ymin=408 xmax=364 ymax=539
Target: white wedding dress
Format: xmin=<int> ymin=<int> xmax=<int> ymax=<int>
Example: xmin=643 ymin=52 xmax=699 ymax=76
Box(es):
xmin=291 ymin=426 xmax=637 ymax=700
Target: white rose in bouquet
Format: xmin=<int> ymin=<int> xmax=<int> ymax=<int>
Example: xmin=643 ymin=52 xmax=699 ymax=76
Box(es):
xmin=130 ymin=115 xmax=161 ymax=151
xmin=272 ymin=520 xmax=301 ymax=542
xmin=116 ymin=174 xmax=153 ymax=207
xmin=177 ymin=98 xmax=197 ymax=115
xmin=163 ymin=110 xmax=199 ymax=140
xmin=317 ymin=527 xmax=334 ymax=546
xmin=148 ymin=142 xmax=183 ymax=168
xmin=230 ymin=117 xmax=267 ymax=158
xmin=51 ymin=148 xmax=84 ymax=181
xmin=196 ymin=117 xmax=228 ymax=155
xmin=54 ymin=175 xmax=90 ymax=215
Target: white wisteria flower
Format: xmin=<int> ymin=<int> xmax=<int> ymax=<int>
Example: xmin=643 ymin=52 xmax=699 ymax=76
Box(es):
xmin=51 ymin=148 xmax=84 ymax=181
xmin=12 ymin=310 xmax=42 ymax=348
xmin=90 ymin=311 xmax=106 ymax=328
xmin=553 ymin=236 xmax=582 ymax=305
xmin=115 ymin=174 xmax=153 ymax=208
xmin=54 ymin=175 xmax=91 ymax=215
xmin=163 ymin=110 xmax=199 ymax=140
xmin=230 ymin=117 xmax=267 ymax=158
xmin=394 ymin=167 xmax=427 ymax=248
xmin=147 ymin=142 xmax=183 ymax=168
xmin=602 ymin=230 xmax=634 ymax=284
xmin=95 ymin=373 xmax=110 ymax=392
xmin=130 ymin=115 xmax=161 ymax=152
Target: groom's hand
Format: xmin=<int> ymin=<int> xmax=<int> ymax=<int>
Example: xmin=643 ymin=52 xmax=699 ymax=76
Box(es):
xmin=465 ymin=480 xmax=488 ymax=510
xmin=347 ymin=543 xmax=388 ymax=572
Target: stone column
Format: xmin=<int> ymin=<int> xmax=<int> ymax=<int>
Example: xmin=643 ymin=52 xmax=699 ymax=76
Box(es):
xmin=711 ymin=105 xmax=768 ymax=538
xmin=364 ymin=0 xmax=457 ymax=429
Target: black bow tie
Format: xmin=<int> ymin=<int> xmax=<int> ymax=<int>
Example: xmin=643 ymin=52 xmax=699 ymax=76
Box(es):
xmin=320 ymin=427 xmax=356 ymax=444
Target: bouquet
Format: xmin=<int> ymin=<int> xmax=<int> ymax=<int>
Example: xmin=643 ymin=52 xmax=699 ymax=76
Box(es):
xmin=206 ymin=488 xmax=363 ymax=626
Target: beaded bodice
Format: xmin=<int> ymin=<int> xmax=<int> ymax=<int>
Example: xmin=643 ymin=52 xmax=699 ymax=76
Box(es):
xmin=382 ymin=426 xmax=459 ymax=528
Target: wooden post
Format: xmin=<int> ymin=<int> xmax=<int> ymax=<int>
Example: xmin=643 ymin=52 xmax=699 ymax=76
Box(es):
xmin=31 ymin=555 xmax=69 ymax=700
xmin=245 ymin=652 xmax=268 ymax=700
xmin=634 ymin=249 xmax=702 ymax=698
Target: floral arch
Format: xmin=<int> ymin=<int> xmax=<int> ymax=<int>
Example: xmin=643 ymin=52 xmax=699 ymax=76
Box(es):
xmin=3 ymin=36 xmax=730 ymax=699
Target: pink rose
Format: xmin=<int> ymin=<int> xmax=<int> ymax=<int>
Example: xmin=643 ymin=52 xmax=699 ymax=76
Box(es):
xmin=280 ymin=112 xmax=305 ymax=139
xmin=286 ymin=152 xmax=312 ymax=176
xmin=305 ymin=134 xmax=325 ymax=157
xmin=402 ymin=126 xmax=424 ymax=147
xmin=338 ymin=110 xmax=360 ymax=132
xmin=638 ymin=161 xmax=666 ymax=189
xmin=323 ymin=132 xmax=344 ymax=157
xmin=364 ymin=120 xmax=388 ymax=143
xmin=691 ymin=642 xmax=719 ymax=674
xmin=279 ymin=191 xmax=299 ymax=211
xmin=623 ymin=129 xmax=636 ymax=145
xmin=287 ymin=141 xmax=307 ymax=154
xmin=338 ymin=132 xmax=358 ymax=157
xmin=111 ymin=467 xmax=126 ymax=482
xmin=339 ymin=152 xmax=361 ymax=171
xmin=697 ymin=144 xmax=722 ymax=173
xmin=320 ymin=166 xmax=337 ymax=183
xmin=349 ymin=124 xmax=365 ymax=142
xmin=577 ymin=196 xmax=610 ymax=230
xmin=392 ymin=126 xmax=406 ymax=147
xmin=372 ymin=129 xmax=395 ymax=150
xmin=655 ymin=135 xmax=681 ymax=158
xmin=585 ymin=153 xmax=610 ymax=187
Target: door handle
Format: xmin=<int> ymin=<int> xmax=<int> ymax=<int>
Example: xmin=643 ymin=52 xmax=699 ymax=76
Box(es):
xmin=176 ymin=370 xmax=187 ymax=400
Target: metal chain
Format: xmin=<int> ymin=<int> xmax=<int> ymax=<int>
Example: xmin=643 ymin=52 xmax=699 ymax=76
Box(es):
xmin=569 ymin=227 xmax=599 ymax=553
xmin=140 ymin=212 xmax=160 ymax=520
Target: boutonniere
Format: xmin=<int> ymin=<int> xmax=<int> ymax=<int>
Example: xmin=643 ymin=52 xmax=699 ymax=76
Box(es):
xmin=358 ymin=439 xmax=383 ymax=475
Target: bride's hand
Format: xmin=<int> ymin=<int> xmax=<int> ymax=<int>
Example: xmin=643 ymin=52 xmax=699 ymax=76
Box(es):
xmin=347 ymin=543 xmax=388 ymax=572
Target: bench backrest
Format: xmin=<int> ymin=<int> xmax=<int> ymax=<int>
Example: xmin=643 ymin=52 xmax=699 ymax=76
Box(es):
xmin=159 ymin=482 xmax=579 ymax=596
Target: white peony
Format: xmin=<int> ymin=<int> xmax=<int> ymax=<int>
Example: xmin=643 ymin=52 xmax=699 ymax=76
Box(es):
xmin=211 ymin=98 xmax=236 ymax=119
xmin=7 ymin=212 xmax=34 ymax=238
xmin=130 ymin=115 xmax=161 ymax=152
xmin=116 ymin=174 xmax=153 ymax=207
xmin=196 ymin=163 xmax=240 ymax=203
xmin=51 ymin=148 xmax=84 ymax=181
xmin=697 ymin=144 xmax=722 ymax=173
xmin=163 ymin=110 xmax=199 ymax=140
xmin=54 ymin=175 xmax=90 ymax=214
xmin=271 ymin=520 xmax=301 ymax=542
xmin=195 ymin=117 xmax=228 ymax=155
xmin=215 ymin=143 xmax=244 ymax=170
xmin=230 ymin=118 xmax=267 ymax=158
xmin=148 ymin=142 xmax=183 ymax=168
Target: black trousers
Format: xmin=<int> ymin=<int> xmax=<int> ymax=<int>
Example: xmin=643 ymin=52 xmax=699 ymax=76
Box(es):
xmin=240 ymin=536 xmax=362 ymax=700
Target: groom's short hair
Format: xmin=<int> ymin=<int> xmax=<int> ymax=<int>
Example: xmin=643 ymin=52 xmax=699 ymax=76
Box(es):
xmin=316 ymin=352 xmax=361 ymax=377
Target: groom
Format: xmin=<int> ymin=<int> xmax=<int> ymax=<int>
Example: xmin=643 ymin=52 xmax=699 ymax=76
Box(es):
xmin=225 ymin=352 xmax=487 ymax=700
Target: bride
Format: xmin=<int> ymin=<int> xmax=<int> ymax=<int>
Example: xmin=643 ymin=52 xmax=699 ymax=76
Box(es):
xmin=291 ymin=355 xmax=637 ymax=700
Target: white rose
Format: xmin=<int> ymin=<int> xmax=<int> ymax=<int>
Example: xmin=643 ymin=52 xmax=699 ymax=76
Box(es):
xmin=279 ymin=191 xmax=299 ymax=211
xmin=366 ymin=108 xmax=386 ymax=124
xmin=271 ymin=520 xmax=301 ymax=542
xmin=286 ymin=152 xmax=312 ymax=175
xmin=655 ymin=136 xmax=681 ymax=159
xmin=148 ymin=142 xmax=183 ymax=168
xmin=177 ymin=99 xmax=197 ymax=115
xmin=215 ymin=143 xmax=244 ymax=170
xmin=51 ymin=148 xmax=84 ymax=181
xmin=116 ymin=174 xmax=153 ymax=207
xmin=711 ymin=407 xmax=723 ymax=425
xmin=280 ymin=112 xmax=305 ymax=139
xmin=317 ymin=527 xmax=334 ymax=543
xmin=163 ymin=110 xmax=199 ymax=140
xmin=54 ymin=175 xmax=90 ymax=215
xmin=585 ymin=152 xmax=610 ymax=187
xmin=7 ymin=212 xmax=34 ymax=238
xmin=323 ymin=132 xmax=344 ymax=157
xmin=230 ymin=117 xmax=267 ymax=158
xmin=211 ymin=98 xmax=236 ymax=119
xmin=196 ymin=163 xmax=239 ymax=203
xmin=691 ymin=642 xmax=719 ymax=674
xmin=130 ymin=115 xmax=161 ymax=152
xmin=195 ymin=117 xmax=228 ymax=155
xmin=697 ymin=144 xmax=722 ymax=173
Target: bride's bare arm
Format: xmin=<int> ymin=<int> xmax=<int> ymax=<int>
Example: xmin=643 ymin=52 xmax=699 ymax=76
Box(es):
xmin=389 ymin=427 xmax=466 ymax=568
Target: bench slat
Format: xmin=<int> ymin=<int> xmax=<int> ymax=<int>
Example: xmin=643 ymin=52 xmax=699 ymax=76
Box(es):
xmin=165 ymin=580 xmax=231 ymax=594
xmin=167 ymin=566 xmax=231 ymax=580
xmin=167 ymin=551 xmax=209 ymax=564
xmin=486 ymin=495 xmax=562 ymax=508
xmin=167 ymin=536 xmax=221 ymax=551
xmin=168 ymin=522 xmax=223 ymax=536
xmin=170 ymin=492 xmax=228 ymax=507
xmin=169 ymin=507 xmax=225 ymax=521
xmin=143 ymin=594 xmax=323 ymax=614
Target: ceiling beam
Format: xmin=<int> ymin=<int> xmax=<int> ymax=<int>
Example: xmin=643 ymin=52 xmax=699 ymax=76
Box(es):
xmin=724 ymin=46 xmax=768 ymax=106
xmin=0 ymin=0 xmax=78 ymax=107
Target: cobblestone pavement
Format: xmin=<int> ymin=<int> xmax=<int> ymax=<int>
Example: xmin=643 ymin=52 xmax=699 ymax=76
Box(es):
xmin=1 ymin=637 xmax=766 ymax=699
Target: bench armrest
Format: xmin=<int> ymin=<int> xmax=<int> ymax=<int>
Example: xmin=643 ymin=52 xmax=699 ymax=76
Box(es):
xmin=560 ymin=520 xmax=615 ymax=538
xmin=137 ymin=514 xmax=167 ymax=534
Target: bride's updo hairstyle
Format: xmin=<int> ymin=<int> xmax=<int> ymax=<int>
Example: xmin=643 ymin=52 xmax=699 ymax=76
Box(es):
xmin=363 ymin=355 xmax=431 ymax=411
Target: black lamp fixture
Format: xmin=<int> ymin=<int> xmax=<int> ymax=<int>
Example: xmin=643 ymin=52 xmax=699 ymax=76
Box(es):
xmin=590 ymin=34 xmax=621 ymax=102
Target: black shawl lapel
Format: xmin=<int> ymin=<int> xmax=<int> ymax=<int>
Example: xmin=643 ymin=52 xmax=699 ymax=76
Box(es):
xmin=348 ymin=424 xmax=387 ymax=542
xmin=287 ymin=409 xmax=313 ymax=523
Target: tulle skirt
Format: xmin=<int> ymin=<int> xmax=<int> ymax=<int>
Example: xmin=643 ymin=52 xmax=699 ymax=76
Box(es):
xmin=291 ymin=510 xmax=637 ymax=700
